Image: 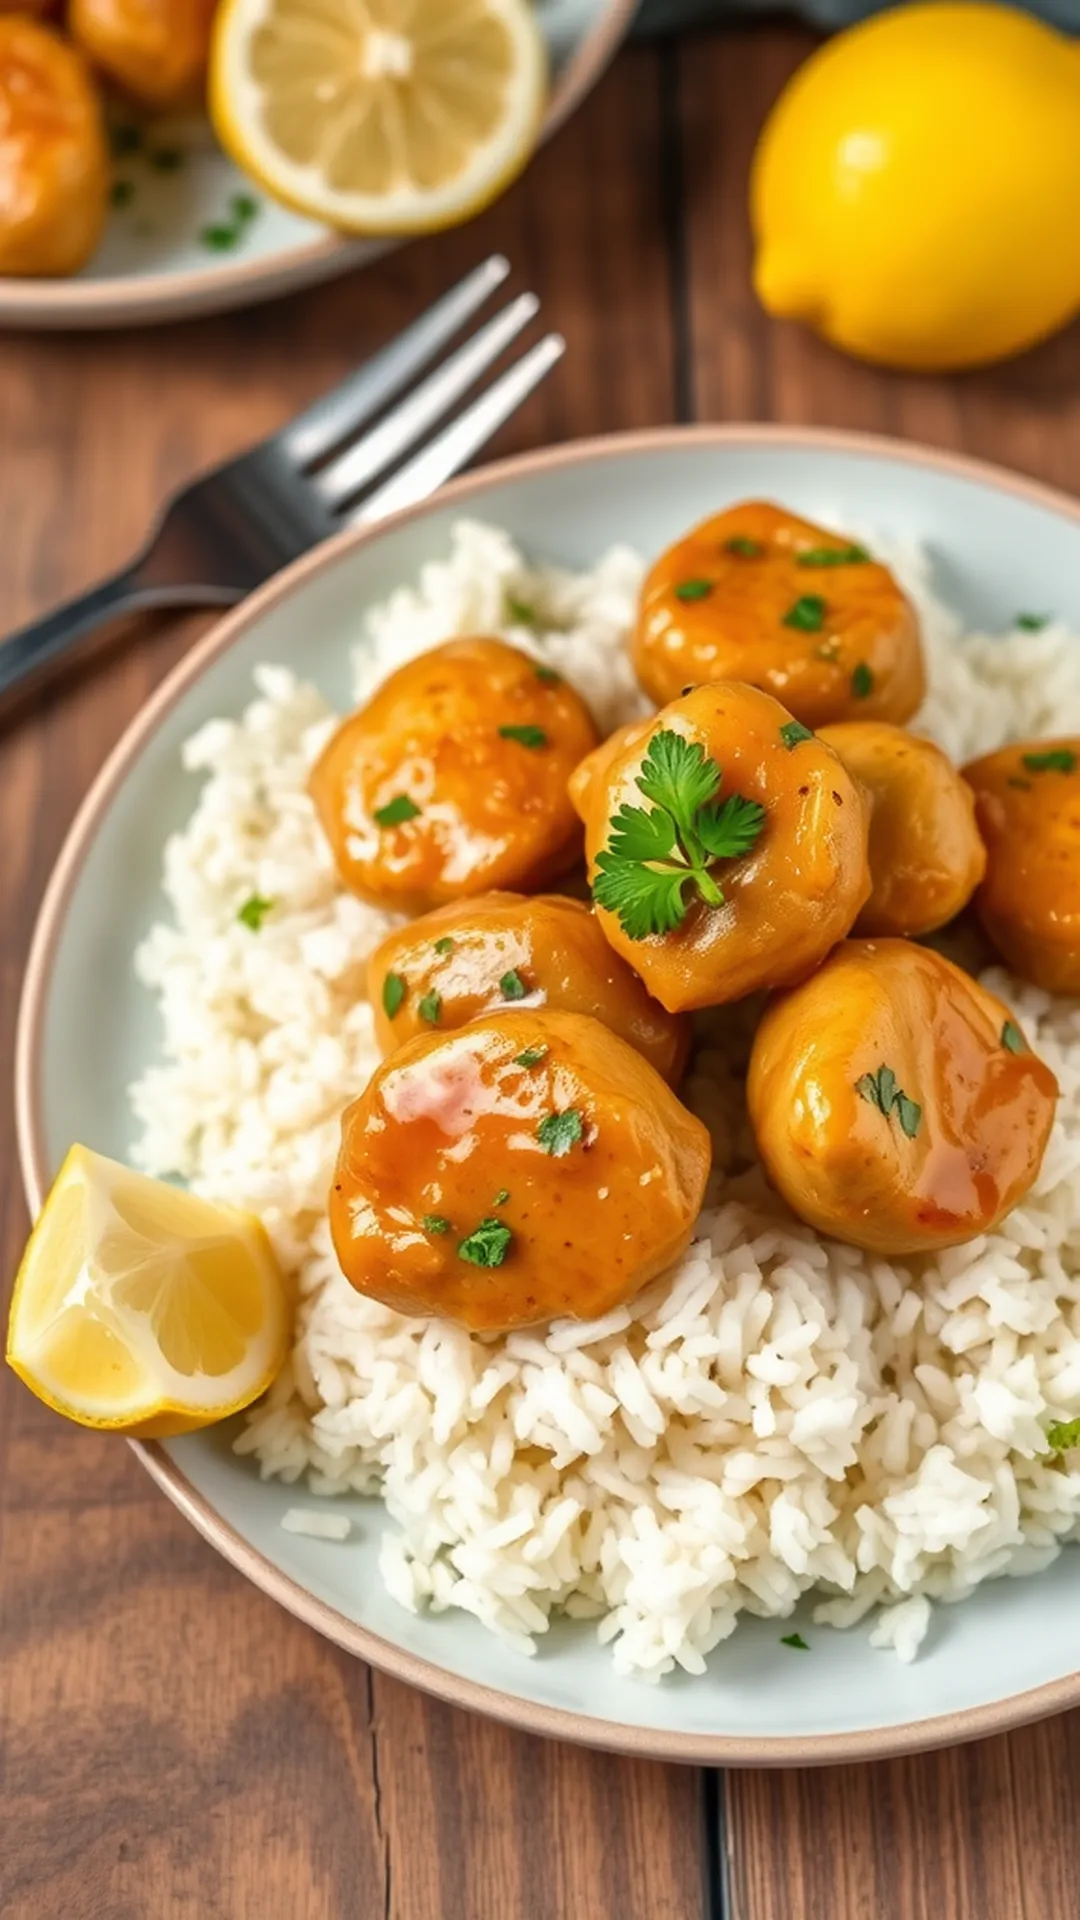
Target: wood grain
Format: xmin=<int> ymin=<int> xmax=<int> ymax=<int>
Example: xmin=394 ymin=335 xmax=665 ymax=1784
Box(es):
xmin=0 ymin=47 xmax=705 ymax=1920
xmin=672 ymin=23 xmax=1080 ymax=1919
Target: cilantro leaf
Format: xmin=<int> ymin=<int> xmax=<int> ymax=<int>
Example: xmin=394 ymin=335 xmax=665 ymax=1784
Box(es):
xmin=514 ymin=1046 xmax=548 ymax=1068
xmin=422 ymin=1214 xmax=450 ymax=1235
xmin=492 ymin=1189 xmax=510 ymax=1207
xmin=894 ymin=1093 xmax=922 ymax=1140
xmin=499 ymin=724 xmax=548 ymax=749
xmin=1015 ymin=612 xmax=1051 ymax=631
xmin=593 ymin=857 xmax=695 ymax=940
xmin=780 ymin=720 xmax=815 ymax=750
xmin=598 ymin=801 xmax=678 ymax=866
xmin=1001 ymin=1020 xmax=1026 ymax=1055
xmin=418 ymin=991 xmax=441 ymax=1025
xmin=382 ymin=972 xmax=406 ymax=1018
xmin=1047 ymin=1417 xmax=1080 ymax=1453
xmin=374 ymin=793 xmax=421 ymax=827
xmin=780 ymin=1632 xmax=810 ymax=1651
xmin=237 ymin=894 xmax=274 ymax=931
xmin=637 ymin=730 xmax=720 ymax=844
xmin=1023 ymin=748 xmax=1076 ymax=775
xmin=674 ymin=578 xmax=713 ymax=601
xmin=537 ymin=1109 xmax=584 ymax=1156
xmin=856 ymin=1064 xmax=922 ymax=1138
xmin=500 ymin=969 xmax=527 ymax=1000
xmin=851 ymin=662 xmax=874 ymax=699
xmin=433 ymin=936 xmax=454 ymax=957
xmin=458 ymin=1218 xmax=513 ymax=1268
xmin=725 ymin=536 xmax=763 ymax=557
xmin=695 ymin=792 xmax=767 ymax=863
xmin=796 ymin=545 xmax=869 ymax=567
xmin=534 ymin=664 xmax=561 ymax=684
xmin=782 ymin=595 xmax=826 ymax=632
xmin=506 ymin=593 xmax=537 ymax=625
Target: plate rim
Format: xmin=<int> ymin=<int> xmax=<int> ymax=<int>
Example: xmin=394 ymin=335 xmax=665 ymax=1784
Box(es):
xmin=0 ymin=0 xmax=637 ymax=327
xmin=16 ymin=422 xmax=1080 ymax=1765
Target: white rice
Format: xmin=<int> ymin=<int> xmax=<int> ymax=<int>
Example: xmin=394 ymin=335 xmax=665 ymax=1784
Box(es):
xmin=130 ymin=519 xmax=1080 ymax=1680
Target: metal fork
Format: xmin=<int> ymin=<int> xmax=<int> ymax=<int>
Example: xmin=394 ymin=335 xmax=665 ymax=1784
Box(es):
xmin=0 ymin=256 xmax=564 ymax=701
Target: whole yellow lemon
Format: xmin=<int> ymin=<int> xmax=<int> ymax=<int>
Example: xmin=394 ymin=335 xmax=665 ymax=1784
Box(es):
xmin=751 ymin=3 xmax=1080 ymax=371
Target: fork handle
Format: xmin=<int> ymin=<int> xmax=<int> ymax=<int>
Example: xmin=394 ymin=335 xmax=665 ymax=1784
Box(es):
xmin=0 ymin=568 xmax=241 ymax=701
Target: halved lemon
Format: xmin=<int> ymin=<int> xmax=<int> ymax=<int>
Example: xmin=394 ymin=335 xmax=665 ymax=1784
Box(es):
xmin=7 ymin=1146 xmax=292 ymax=1439
xmin=209 ymin=0 xmax=548 ymax=236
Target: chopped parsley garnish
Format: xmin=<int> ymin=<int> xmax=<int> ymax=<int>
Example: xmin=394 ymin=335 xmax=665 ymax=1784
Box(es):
xmin=725 ymin=536 xmax=763 ymax=557
xmin=237 ymin=894 xmax=275 ymax=931
xmin=797 ymin=544 xmax=869 ymax=567
xmin=591 ymin=729 xmax=765 ymax=941
xmin=200 ymin=223 xmax=241 ymax=252
xmin=382 ymin=972 xmax=406 ymax=1018
xmin=1001 ymin=1021 xmax=1027 ymax=1055
xmin=856 ymin=1064 xmax=922 ymax=1138
xmin=534 ymin=664 xmax=561 ymax=685
xmin=537 ymin=1109 xmax=584 ymax=1156
xmin=150 ymin=147 xmax=184 ymax=172
xmin=499 ymin=724 xmax=548 ymax=749
xmin=422 ymin=1214 xmax=450 ymax=1235
xmin=374 ymin=793 xmax=421 ymax=827
xmin=418 ymin=991 xmax=441 ymax=1025
xmin=1022 ymin=748 xmax=1076 ymax=775
xmin=500 ymin=969 xmax=527 ymax=1000
xmin=1015 ymin=612 xmax=1051 ymax=631
xmin=458 ymin=1217 xmax=513 ymax=1268
xmin=780 ymin=720 xmax=815 ymax=750
xmin=851 ymin=661 xmax=874 ymax=699
xmin=514 ymin=1045 xmax=548 ymax=1068
xmin=780 ymin=1632 xmax=810 ymax=1651
xmin=782 ymin=594 xmax=826 ymax=633
xmin=492 ymin=1189 xmax=510 ymax=1207
xmin=110 ymin=180 xmax=135 ymax=209
xmin=674 ymin=578 xmax=713 ymax=602
xmin=433 ymin=936 xmax=454 ymax=956
xmin=506 ymin=593 xmax=537 ymax=625
xmin=1047 ymin=1417 xmax=1080 ymax=1453
xmin=231 ymin=193 xmax=259 ymax=224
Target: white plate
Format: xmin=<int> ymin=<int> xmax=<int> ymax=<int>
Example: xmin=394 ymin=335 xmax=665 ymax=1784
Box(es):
xmin=17 ymin=427 xmax=1080 ymax=1762
xmin=0 ymin=0 xmax=635 ymax=330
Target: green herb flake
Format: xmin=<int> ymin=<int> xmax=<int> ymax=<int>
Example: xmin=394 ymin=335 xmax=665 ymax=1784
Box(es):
xmin=499 ymin=724 xmax=548 ymax=750
xmin=1022 ymin=748 xmax=1077 ymax=775
xmin=422 ymin=1214 xmax=451 ymax=1236
xmin=506 ymin=593 xmax=537 ymax=626
xmin=856 ymin=1064 xmax=922 ymax=1138
xmin=796 ymin=544 xmax=870 ymax=568
xmin=592 ymin=728 xmax=766 ymax=941
xmin=1015 ymin=612 xmax=1051 ymax=631
xmin=109 ymin=123 xmax=142 ymax=159
xmin=200 ymin=224 xmax=241 ymax=253
xmin=374 ymin=793 xmax=421 ymax=827
xmin=780 ymin=720 xmax=815 ymax=751
xmin=150 ymin=147 xmax=184 ymax=173
xmin=780 ymin=1632 xmax=810 ymax=1651
xmin=782 ymin=594 xmax=826 ymax=633
xmin=1001 ymin=1020 xmax=1027 ymax=1055
xmin=1047 ymin=1417 xmax=1080 ymax=1453
xmin=382 ymin=972 xmax=406 ymax=1019
xmin=537 ymin=1109 xmax=584 ymax=1157
xmin=231 ymin=193 xmax=259 ymax=223
xmin=514 ymin=1045 xmax=548 ymax=1068
xmin=458 ymin=1217 xmax=513 ymax=1268
xmin=418 ymin=991 xmax=441 ymax=1025
xmin=725 ymin=536 xmax=763 ymax=558
xmin=500 ymin=969 xmax=527 ymax=1001
xmin=674 ymin=578 xmax=714 ymax=602
xmin=433 ymin=936 xmax=454 ymax=957
xmin=534 ymin=664 xmax=561 ymax=685
xmin=110 ymin=180 xmax=135 ymax=209
xmin=237 ymin=894 xmax=275 ymax=932
xmin=492 ymin=1189 xmax=510 ymax=1207
xmin=851 ymin=661 xmax=874 ymax=700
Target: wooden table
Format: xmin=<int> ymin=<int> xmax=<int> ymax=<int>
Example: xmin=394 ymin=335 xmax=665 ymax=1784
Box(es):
xmin=2 ymin=24 xmax=1079 ymax=1919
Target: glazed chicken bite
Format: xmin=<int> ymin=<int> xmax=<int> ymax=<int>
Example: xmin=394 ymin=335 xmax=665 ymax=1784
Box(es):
xmin=330 ymin=1009 xmax=712 ymax=1333
xmin=369 ymin=892 xmax=690 ymax=1084
xmin=310 ymin=639 xmax=600 ymax=913
xmin=818 ymin=721 xmax=986 ymax=937
xmin=633 ymin=501 xmax=925 ymax=726
xmin=582 ymin=683 xmax=871 ymax=1013
xmin=0 ymin=19 xmax=108 ymax=277
xmin=963 ymin=738 xmax=1080 ymax=992
xmin=568 ymin=718 xmax=652 ymax=824
xmin=748 ymin=940 xmax=1057 ymax=1255
xmin=69 ymin=0 xmax=217 ymax=108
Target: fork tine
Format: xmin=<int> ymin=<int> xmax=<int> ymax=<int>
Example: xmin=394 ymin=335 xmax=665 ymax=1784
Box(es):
xmin=277 ymin=254 xmax=511 ymax=469
xmin=316 ymin=292 xmax=540 ymax=509
xmin=348 ymin=333 xmax=566 ymax=529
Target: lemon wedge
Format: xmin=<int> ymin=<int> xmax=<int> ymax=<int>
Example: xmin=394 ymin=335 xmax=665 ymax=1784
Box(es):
xmin=7 ymin=1146 xmax=291 ymax=1439
xmin=209 ymin=0 xmax=548 ymax=236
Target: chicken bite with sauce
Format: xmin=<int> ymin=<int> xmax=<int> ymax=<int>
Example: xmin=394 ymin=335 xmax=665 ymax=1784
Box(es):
xmin=633 ymin=501 xmax=925 ymax=727
xmin=0 ymin=19 xmax=108 ymax=277
xmin=369 ymin=891 xmax=690 ymax=1085
xmin=581 ymin=682 xmax=871 ymax=1013
xmin=69 ymin=0 xmax=217 ymax=108
xmin=330 ymin=1009 xmax=712 ymax=1333
xmin=747 ymin=940 xmax=1057 ymax=1256
xmin=963 ymin=738 xmax=1080 ymax=992
xmin=818 ymin=720 xmax=986 ymax=937
xmin=310 ymin=639 xmax=600 ymax=913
